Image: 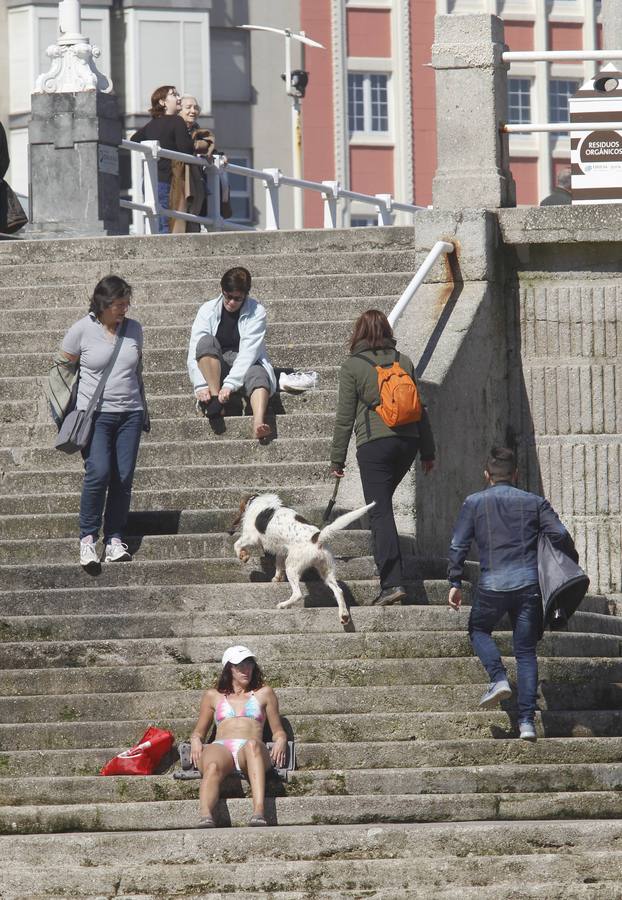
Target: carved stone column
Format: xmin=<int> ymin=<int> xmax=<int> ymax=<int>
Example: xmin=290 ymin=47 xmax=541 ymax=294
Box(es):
xmin=29 ymin=0 xmax=121 ymax=236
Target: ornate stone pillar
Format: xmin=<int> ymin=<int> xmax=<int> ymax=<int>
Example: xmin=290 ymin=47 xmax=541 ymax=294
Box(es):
xmin=28 ymin=0 xmax=121 ymax=236
xmin=431 ymin=13 xmax=515 ymax=209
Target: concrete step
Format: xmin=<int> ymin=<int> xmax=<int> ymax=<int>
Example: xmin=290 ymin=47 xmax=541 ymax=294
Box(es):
xmin=0 ymin=250 xmax=418 ymax=287
xmin=3 ymin=707 xmax=622 ymax=752
xmin=3 ymin=763 xmax=622 ymax=808
xmin=1 ymin=790 xmax=622 ymax=835
xmin=2 ymin=679 xmax=621 ymax=726
xmin=3 ymin=848 xmax=620 ymax=898
xmin=0 ymin=480 xmax=340 ymax=515
xmin=0 ymin=314 xmax=352 ymax=350
xmin=0 ymin=527 xmax=395 ymax=565
xmin=1 ymin=388 xmax=339 ymax=436
xmin=0 ymin=319 xmax=352 ymax=355
xmin=0 ymin=340 xmax=349 ymax=380
xmin=0 ymin=436 xmax=333 ymax=474
xmin=0 ymin=502 xmax=361 ymax=540
xmin=0 ymin=271 xmax=413 ymax=308
xmin=0 ymin=820 xmax=620 ymax=895
xmin=0 ymin=411 xmax=336 ymax=452
xmin=0 ymin=554 xmax=382 ymax=591
xmin=3 ymin=736 xmax=622 ymax=779
xmin=0 ymin=605 xmax=618 ymax=642
xmin=0 ymin=225 xmax=418 ymax=265
xmin=0 ymin=654 xmax=617 ymax=699
xmin=0 ymin=459 xmax=331 ymax=496
xmin=0 ymin=626 xmax=617 ymax=670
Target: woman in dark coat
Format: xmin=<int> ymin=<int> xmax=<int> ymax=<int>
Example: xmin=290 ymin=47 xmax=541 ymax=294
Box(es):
xmin=330 ymin=309 xmax=435 ymax=606
xmin=130 ymin=85 xmax=194 ymax=234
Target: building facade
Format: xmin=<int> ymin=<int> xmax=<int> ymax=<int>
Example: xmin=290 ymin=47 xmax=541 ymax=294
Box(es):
xmin=0 ymin=0 xmax=607 ymax=229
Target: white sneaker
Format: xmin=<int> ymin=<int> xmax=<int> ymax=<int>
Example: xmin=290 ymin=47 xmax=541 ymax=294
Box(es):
xmin=80 ymin=540 xmax=100 ymax=572
xmin=104 ymin=541 xmax=132 ymax=563
xmin=279 ymin=371 xmax=318 ymax=393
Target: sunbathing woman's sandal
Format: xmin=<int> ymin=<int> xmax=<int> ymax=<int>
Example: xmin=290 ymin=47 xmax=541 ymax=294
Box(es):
xmin=173 ymin=739 xmax=296 ymax=782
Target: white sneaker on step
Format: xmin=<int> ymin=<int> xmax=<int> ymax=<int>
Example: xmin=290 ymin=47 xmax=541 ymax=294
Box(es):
xmin=80 ymin=540 xmax=100 ymax=572
xmin=105 ymin=541 xmax=132 ymax=563
xmin=279 ymin=371 xmax=318 ymax=393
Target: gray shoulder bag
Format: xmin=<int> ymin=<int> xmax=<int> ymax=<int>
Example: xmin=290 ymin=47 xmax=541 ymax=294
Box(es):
xmin=55 ymin=319 xmax=128 ymax=454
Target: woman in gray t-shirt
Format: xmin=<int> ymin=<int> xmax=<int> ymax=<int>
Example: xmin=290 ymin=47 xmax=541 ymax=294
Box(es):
xmin=61 ymin=276 xmax=147 ymax=572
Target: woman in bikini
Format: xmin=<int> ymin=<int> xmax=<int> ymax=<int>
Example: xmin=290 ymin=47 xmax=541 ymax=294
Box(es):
xmin=189 ymin=645 xmax=288 ymax=827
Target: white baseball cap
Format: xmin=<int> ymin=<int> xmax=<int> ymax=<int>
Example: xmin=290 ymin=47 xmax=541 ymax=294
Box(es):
xmin=222 ymin=645 xmax=255 ymax=666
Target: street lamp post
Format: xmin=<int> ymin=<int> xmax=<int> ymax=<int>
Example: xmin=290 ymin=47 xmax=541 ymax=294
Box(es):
xmin=239 ymin=25 xmax=325 ymax=229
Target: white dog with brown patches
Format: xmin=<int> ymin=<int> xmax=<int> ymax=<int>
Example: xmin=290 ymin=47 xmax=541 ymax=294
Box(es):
xmin=230 ymin=493 xmax=375 ymax=624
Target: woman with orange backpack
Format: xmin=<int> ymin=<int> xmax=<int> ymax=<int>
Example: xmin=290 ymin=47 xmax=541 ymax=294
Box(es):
xmin=330 ymin=309 xmax=435 ymax=606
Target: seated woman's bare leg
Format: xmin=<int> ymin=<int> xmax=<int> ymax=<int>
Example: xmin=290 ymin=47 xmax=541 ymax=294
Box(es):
xmin=249 ymin=387 xmax=271 ymax=439
xmin=198 ymin=743 xmax=236 ymax=819
xmin=238 ymin=739 xmax=272 ymax=818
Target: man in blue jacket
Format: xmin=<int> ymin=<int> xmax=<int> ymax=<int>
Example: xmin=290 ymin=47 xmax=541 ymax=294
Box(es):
xmin=187 ymin=266 xmax=276 ymax=439
xmin=447 ymin=447 xmax=570 ymax=741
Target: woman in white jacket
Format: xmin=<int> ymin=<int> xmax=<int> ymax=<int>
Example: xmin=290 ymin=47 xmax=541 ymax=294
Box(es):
xmin=187 ymin=267 xmax=276 ymax=439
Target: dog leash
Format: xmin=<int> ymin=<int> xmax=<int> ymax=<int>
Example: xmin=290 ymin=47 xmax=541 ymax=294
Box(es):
xmin=322 ymin=477 xmax=341 ymax=523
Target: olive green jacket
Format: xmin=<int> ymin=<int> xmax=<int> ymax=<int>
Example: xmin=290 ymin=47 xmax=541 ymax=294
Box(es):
xmin=330 ymin=338 xmax=435 ymax=469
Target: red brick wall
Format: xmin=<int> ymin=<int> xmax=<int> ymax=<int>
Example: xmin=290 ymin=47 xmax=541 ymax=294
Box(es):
xmin=300 ymin=0 xmax=335 ymax=227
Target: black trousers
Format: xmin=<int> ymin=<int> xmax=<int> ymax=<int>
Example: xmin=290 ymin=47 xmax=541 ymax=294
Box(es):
xmin=356 ymin=436 xmax=419 ymax=589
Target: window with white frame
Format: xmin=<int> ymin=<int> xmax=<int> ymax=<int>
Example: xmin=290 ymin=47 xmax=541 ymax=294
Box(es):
xmin=549 ymin=79 xmax=580 ymax=123
xmin=507 ymin=77 xmax=532 ymax=124
xmin=348 ymin=73 xmax=389 ymax=135
xmin=226 ymin=156 xmax=252 ymax=222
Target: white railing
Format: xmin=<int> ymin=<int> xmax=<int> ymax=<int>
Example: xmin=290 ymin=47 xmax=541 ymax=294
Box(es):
xmin=120 ymin=139 xmax=424 ymax=234
xmin=388 ymin=240 xmax=454 ymax=328
xmin=503 ymin=50 xmax=622 ymax=63
xmin=503 ymin=122 xmax=622 ymax=133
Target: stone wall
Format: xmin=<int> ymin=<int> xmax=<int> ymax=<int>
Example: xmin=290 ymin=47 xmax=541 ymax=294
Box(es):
xmin=500 ymin=206 xmax=622 ymax=593
xmin=411 ymin=205 xmax=622 ymax=595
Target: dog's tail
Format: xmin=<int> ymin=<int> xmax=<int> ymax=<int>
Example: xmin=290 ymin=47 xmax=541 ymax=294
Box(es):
xmin=316 ymin=501 xmax=375 ymax=544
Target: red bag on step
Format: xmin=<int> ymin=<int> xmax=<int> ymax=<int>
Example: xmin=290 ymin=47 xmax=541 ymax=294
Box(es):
xmin=100 ymin=726 xmax=175 ymax=776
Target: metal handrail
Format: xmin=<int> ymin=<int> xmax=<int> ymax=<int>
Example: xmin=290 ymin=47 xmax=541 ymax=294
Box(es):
xmin=119 ymin=138 xmax=424 ymax=233
xmin=502 ymin=122 xmax=622 ymax=133
xmin=388 ymin=241 xmax=454 ymax=329
xmin=502 ymin=50 xmax=622 ymax=62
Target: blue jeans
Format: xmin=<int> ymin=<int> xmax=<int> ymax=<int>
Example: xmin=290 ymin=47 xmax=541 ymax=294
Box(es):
xmin=80 ymin=410 xmax=143 ymax=543
xmin=157 ymin=181 xmax=170 ymax=234
xmin=468 ymin=584 xmax=542 ymax=724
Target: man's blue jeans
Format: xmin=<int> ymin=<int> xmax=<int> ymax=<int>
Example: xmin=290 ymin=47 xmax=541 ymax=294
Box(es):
xmin=468 ymin=584 xmax=542 ymax=724
xmin=80 ymin=410 xmax=143 ymax=543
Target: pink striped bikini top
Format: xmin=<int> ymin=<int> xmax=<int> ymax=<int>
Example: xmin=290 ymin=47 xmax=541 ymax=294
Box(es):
xmin=214 ymin=691 xmax=266 ymax=725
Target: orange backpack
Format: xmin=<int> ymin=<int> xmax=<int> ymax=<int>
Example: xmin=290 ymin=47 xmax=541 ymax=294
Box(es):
xmin=356 ymin=351 xmax=423 ymax=428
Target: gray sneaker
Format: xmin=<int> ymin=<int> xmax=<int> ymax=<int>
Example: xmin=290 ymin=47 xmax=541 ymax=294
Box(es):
xmin=479 ymin=679 xmax=512 ymax=709
xmin=519 ymin=721 xmax=537 ymax=741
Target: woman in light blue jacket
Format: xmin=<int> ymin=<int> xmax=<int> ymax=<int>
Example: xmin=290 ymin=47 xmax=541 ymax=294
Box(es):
xmin=187 ymin=267 xmax=276 ymax=438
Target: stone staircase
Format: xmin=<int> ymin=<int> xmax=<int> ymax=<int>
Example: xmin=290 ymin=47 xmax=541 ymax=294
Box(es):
xmin=1 ymin=228 xmax=622 ymax=899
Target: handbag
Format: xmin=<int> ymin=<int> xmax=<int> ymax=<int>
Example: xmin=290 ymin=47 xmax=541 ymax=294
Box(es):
xmin=100 ymin=726 xmax=175 ymax=776
xmin=3 ymin=182 xmax=27 ymax=234
xmin=173 ymin=739 xmax=296 ymax=781
xmin=55 ymin=319 xmax=128 ymax=454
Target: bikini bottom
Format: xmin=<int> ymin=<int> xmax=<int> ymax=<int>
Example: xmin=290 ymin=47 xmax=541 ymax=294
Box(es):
xmin=213 ymin=738 xmax=248 ymax=773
